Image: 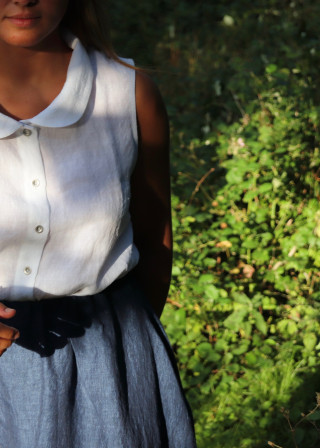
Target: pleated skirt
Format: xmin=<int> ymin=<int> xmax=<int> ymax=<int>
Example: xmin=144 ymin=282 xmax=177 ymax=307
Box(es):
xmin=0 ymin=274 xmax=196 ymax=448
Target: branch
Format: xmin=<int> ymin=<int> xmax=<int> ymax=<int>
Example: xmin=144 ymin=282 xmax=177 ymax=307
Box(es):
xmin=189 ymin=167 xmax=215 ymax=204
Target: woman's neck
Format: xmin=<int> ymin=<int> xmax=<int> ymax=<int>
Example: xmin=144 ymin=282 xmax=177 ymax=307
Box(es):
xmin=0 ymin=31 xmax=72 ymax=120
xmin=0 ymin=30 xmax=71 ymax=83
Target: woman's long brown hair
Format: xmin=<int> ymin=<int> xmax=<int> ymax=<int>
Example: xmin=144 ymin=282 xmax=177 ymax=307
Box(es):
xmin=62 ymin=0 xmax=135 ymax=68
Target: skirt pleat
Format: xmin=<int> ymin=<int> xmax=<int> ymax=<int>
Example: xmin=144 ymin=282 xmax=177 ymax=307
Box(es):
xmin=0 ymin=275 xmax=196 ymax=448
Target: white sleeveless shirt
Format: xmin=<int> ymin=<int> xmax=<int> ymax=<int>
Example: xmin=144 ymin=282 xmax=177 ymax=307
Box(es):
xmin=0 ymin=34 xmax=139 ymax=301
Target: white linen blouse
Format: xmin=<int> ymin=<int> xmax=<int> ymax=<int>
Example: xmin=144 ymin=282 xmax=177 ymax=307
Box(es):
xmin=0 ymin=34 xmax=139 ymax=301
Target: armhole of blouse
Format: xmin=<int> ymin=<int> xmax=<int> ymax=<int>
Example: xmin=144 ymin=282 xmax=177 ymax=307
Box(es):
xmin=129 ymin=60 xmax=139 ymax=149
xmin=119 ymin=57 xmax=139 ymax=173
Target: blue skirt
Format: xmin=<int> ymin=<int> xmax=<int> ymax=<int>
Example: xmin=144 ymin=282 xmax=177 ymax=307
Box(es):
xmin=0 ymin=274 xmax=196 ymax=448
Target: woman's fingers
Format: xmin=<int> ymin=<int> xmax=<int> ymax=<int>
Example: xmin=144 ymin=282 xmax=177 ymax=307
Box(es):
xmin=0 ymin=302 xmax=16 ymax=319
xmin=0 ymin=336 xmax=16 ymax=355
xmin=0 ymin=322 xmax=19 ymax=357
xmin=0 ymin=303 xmax=20 ymax=355
xmin=0 ymin=321 xmax=19 ymax=340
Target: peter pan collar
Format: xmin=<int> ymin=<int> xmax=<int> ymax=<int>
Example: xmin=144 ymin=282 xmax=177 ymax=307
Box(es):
xmin=0 ymin=32 xmax=94 ymax=139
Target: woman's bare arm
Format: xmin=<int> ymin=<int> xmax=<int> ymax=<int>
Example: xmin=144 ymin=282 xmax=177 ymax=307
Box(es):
xmin=130 ymin=71 xmax=172 ymax=318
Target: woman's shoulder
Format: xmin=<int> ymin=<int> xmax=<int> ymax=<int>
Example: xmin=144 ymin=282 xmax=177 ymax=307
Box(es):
xmin=135 ymin=71 xmax=169 ymax=141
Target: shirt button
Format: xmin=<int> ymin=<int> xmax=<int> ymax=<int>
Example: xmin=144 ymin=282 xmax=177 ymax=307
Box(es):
xmin=23 ymin=129 xmax=32 ymax=137
xmin=35 ymin=225 xmax=44 ymax=234
xmin=24 ymin=267 xmax=32 ymax=275
xmin=32 ymin=179 xmax=40 ymax=187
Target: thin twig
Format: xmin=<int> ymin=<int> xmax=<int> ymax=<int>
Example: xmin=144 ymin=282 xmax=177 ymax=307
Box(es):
xmin=189 ymin=167 xmax=215 ymax=204
xmin=167 ymin=298 xmax=182 ymax=308
xmin=294 ymin=404 xmax=319 ymax=428
xmin=308 ymin=420 xmax=320 ymax=436
xmin=230 ymin=91 xmax=246 ymax=118
xmin=268 ymin=441 xmax=283 ymax=448
xmin=282 ymin=411 xmax=298 ymax=448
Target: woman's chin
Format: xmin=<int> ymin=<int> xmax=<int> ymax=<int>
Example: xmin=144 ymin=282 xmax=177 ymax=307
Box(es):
xmin=0 ymin=22 xmax=62 ymax=51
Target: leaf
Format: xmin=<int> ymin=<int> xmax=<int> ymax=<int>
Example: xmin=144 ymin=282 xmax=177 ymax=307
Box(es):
xmin=226 ymin=168 xmax=244 ymax=184
xmin=233 ymin=341 xmax=250 ymax=355
xmin=199 ymin=274 xmax=215 ymax=284
xmin=306 ymin=411 xmax=320 ymax=421
xmin=272 ymin=178 xmax=282 ymax=190
xmin=266 ymin=64 xmax=278 ymax=74
xmin=252 ymin=249 xmax=270 ymax=264
xmin=242 ymin=238 xmax=259 ymax=249
xmin=205 ymin=285 xmax=220 ymax=300
xmin=265 ymin=339 xmax=277 ymax=346
xmin=241 ymin=321 xmax=252 ymax=337
xmin=195 ymin=212 xmax=211 ymax=223
xmin=197 ymin=342 xmax=221 ymax=363
xmin=172 ymin=266 xmax=181 ymax=276
xmin=173 ymin=308 xmax=186 ymax=328
xmin=224 ymin=309 xmax=248 ymax=331
xmin=255 ymin=209 xmax=269 ymax=224
xmin=287 ymin=321 xmax=298 ymax=336
xmin=215 ymin=339 xmax=228 ymax=352
xmin=243 ymin=190 xmax=257 ymax=202
xmin=258 ymin=183 xmax=273 ymax=194
xmin=294 ymin=427 xmax=305 ymax=444
xmin=303 ymin=333 xmax=317 ymax=352
xmin=232 ymin=292 xmax=251 ymax=305
xmin=245 ymin=351 xmax=257 ymax=366
xmin=252 ymin=310 xmax=268 ymax=335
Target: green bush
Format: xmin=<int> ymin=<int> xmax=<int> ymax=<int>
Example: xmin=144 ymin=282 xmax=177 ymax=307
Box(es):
xmin=110 ymin=1 xmax=320 ymax=446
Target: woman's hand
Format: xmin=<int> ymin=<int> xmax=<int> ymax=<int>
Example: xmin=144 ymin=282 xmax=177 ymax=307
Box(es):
xmin=0 ymin=303 xmax=19 ymax=356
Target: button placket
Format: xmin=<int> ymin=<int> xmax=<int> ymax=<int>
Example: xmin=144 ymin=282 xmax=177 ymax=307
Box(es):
xmin=12 ymin=125 xmax=50 ymax=300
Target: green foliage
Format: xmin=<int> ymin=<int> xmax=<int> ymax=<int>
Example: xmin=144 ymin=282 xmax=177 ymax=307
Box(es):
xmin=110 ymin=1 xmax=320 ymax=446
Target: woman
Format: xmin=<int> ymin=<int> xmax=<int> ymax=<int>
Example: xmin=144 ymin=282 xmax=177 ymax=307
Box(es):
xmin=0 ymin=0 xmax=196 ymax=447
